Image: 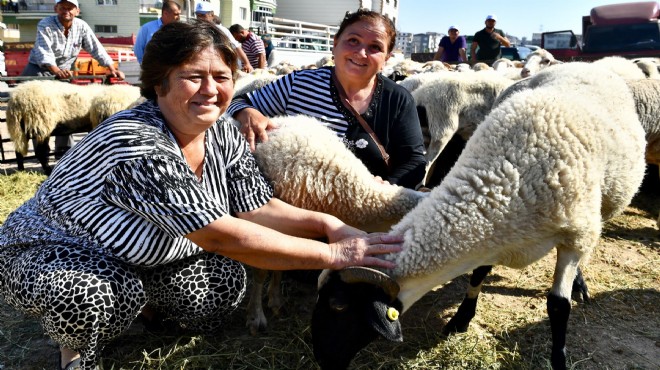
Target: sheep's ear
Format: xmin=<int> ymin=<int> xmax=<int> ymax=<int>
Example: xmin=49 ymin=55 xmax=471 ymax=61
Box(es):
xmin=366 ymin=299 xmax=403 ymax=342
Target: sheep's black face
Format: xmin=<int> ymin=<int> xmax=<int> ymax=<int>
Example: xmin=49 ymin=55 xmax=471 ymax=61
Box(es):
xmin=311 ymin=271 xmax=404 ymax=370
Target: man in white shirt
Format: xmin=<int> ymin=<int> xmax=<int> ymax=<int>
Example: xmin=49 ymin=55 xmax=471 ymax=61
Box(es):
xmin=194 ymin=1 xmax=252 ymax=72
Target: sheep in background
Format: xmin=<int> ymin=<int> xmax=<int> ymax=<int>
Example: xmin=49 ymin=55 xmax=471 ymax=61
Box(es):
xmin=632 ymin=57 xmax=660 ymax=79
xmin=89 ymin=84 xmax=143 ymax=128
xmin=626 ymin=78 xmax=660 ymax=228
xmin=6 ymin=80 xmax=141 ymax=175
xmin=592 ymin=56 xmax=646 ymax=79
xmin=315 ymin=55 xmax=334 ymax=69
xmin=471 ymin=62 xmax=492 ymax=71
xmin=520 ymin=48 xmax=560 ymax=78
xmin=233 ymin=70 xmax=280 ymax=97
xmin=311 ymin=62 xmax=646 ymax=370
xmin=243 ymin=115 xmax=428 ymax=334
xmin=396 ymin=71 xmax=448 ymax=93
xmin=412 ymin=72 xmax=514 ymax=186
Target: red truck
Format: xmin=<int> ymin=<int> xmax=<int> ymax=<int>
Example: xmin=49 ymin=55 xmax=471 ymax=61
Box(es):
xmin=541 ymin=1 xmax=660 ymax=61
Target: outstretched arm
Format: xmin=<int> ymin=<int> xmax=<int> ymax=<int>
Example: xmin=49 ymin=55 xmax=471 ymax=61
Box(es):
xmin=187 ymin=198 xmax=403 ymax=270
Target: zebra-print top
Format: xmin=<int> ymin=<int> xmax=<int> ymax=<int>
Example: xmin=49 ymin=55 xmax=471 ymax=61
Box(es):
xmin=0 ymin=100 xmax=273 ymax=266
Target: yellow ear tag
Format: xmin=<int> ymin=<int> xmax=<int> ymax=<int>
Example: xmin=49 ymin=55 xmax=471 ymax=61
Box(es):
xmin=387 ymin=307 xmax=399 ymax=321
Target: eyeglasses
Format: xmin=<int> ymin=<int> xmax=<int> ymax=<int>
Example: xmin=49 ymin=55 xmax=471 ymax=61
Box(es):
xmin=449 ymin=30 xmax=458 ymax=33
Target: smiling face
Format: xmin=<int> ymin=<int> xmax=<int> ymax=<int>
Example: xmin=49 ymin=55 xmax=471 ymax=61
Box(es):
xmin=332 ymin=19 xmax=391 ymax=80
xmin=156 ymin=47 xmax=234 ymax=138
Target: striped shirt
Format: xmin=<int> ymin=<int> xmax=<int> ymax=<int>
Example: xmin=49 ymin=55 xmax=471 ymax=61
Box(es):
xmin=28 ymin=16 xmax=114 ymax=70
xmin=227 ymin=67 xmax=351 ymax=134
xmin=241 ymin=31 xmax=266 ymax=69
xmin=0 ymin=100 xmax=273 ymax=266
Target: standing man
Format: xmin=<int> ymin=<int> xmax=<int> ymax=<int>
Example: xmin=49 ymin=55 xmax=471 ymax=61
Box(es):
xmin=134 ymin=0 xmax=181 ymax=64
xmin=22 ymin=0 xmax=125 ymax=155
xmin=433 ymin=25 xmax=467 ymax=64
xmin=470 ymin=14 xmax=511 ymax=65
xmin=229 ymin=24 xmax=266 ymax=69
xmin=194 ymin=1 xmax=253 ymax=72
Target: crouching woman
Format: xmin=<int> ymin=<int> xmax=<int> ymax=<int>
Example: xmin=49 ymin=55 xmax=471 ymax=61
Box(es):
xmin=0 ymin=20 xmax=402 ymax=370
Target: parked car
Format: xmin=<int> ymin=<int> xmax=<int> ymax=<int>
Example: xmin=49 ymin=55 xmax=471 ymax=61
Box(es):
xmin=500 ymin=46 xmax=533 ymax=61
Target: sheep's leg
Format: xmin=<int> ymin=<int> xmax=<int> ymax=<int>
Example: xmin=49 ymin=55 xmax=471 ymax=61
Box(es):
xmin=15 ymin=151 xmax=25 ymax=171
xmin=267 ymin=271 xmax=283 ymax=316
xmin=34 ymin=139 xmax=53 ymax=175
xmin=547 ymin=247 xmax=582 ymax=370
xmin=442 ymin=265 xmax=492 ymax=335
xmin=571 ymin=267 xmax=590 ymax=303
xmin=246 ymin=268 xmax=269 ymax=335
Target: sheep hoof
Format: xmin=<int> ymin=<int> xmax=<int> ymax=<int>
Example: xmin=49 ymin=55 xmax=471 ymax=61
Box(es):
xmin=441 ymin=321 xmax=469 ymax=336
xmin=571 ymin=268 xmax=591 ymax=303
xmin=246 ymin=313 xmax=268 ymax=335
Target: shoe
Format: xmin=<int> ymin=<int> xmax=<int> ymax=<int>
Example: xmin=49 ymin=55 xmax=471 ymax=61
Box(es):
xmin=59 ymin=356 xmax=81 ymax=370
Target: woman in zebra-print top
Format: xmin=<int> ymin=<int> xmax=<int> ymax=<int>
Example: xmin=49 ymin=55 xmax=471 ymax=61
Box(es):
xmin=0 ymin=21 xmax=402 ymax=370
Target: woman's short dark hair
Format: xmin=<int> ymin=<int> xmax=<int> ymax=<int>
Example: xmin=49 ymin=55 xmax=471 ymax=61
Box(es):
xmin=335 ymin=8 xmax=396 ymax=54
xmin=140 ymin=20 xmax=238 ymax=100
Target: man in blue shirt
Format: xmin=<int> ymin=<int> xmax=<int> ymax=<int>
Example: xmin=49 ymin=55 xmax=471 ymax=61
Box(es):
xmin=134 ymin=0 xmax=181 ymax=64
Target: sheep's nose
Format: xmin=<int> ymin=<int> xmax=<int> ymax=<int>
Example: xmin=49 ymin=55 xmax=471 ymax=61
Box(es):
xmin=521 ymin=68 xmax=531 ymax=78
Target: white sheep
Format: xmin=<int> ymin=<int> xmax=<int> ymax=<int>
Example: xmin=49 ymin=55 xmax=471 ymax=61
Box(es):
xmin=520 ymin=48 xmax=560 ymax=78
xmin=244 ymin=115 xmax=427 ymax=335
xmin=89 ymin=84 xmax=144 ymax=128
xmin=311 ymin=62 xmax=647 ymax=370
xmin=625 ymin=78 xmax=660 ymax=228
xmin=233 ymin=71 xmax=280 ymax=97
xmin=396 ymin=71 xmax=448 ymax=93
xmin=412 ymin=72 xmax=515 ymax=186
xmin=592 ymin=56 xmax=646 ymax=79
xmin=632 ymin=57 xmax=660 ymax=79
xmin=6 ymin=80 xmax=141 ymax=174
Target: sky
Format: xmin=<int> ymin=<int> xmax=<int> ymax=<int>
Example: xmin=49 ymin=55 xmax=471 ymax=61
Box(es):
xmin=397 ymin=0 xmax=652 ymax=41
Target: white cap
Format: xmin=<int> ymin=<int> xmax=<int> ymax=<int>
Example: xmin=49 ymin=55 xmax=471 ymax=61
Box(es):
xmin=195 ymin=1 xmax=213 ymax=14
xmin=56 ymin=0 xmax=79 ymax=7
xmin=485 ymin=14 xmax=497 ymax=21
xmin=448 ymin=25 xmax=459 ymax=32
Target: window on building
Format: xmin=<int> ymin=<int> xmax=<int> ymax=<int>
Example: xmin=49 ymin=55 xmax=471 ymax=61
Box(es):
xmin=252 ymin=6 xmax=273 ymax=23
xmin=95 ymin=25 xmax=118 ymax=33
xmin=394 ymin=0 xmax=398 ymax=7
xmin=97 ymin=0 xmax=117 ymax=5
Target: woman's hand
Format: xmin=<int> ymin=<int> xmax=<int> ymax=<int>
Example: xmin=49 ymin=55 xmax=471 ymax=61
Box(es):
xmin=329 ymin=233 xmax=403 ymax=270
xmin=236 ymin=108 xmax=278 ymax=152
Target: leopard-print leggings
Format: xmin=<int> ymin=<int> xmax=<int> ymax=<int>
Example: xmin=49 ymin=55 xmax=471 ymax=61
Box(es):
xmin=0 ymin=244 xmax=246 ymax=369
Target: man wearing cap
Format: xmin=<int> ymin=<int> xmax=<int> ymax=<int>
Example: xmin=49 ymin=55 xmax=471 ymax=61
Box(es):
xmin=22 ymin=0 xmax=124 ymax=79
xmin=470 ymin=14 xmax=511 ymax=65
xmin=134 ymin=0 xmax=181 ymax=64
xmin=433 ymin=25 xmax=467 ymax=63
xmin=194 ymin=1 xmax=253 ymax=72
xmin=22 ymin=0 xmax=125 ymax=156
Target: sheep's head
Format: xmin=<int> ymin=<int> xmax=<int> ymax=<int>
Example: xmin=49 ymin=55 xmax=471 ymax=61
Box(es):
xmin=312 ymin=267 xmax=403 ymax=370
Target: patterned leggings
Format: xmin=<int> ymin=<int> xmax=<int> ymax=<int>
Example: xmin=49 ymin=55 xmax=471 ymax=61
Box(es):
xmin=0 ymin=244 xmax=246 ymax=369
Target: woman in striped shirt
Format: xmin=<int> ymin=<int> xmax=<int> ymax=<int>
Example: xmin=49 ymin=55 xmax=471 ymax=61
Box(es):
xmin=228 ymin=9 xmax=427 ymax=190
xmin=0 ymin=21 xmax=402 ymax=370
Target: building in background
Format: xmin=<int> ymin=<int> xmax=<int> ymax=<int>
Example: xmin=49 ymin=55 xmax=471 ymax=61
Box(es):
xmin=394 ymin=31 xmax=412 ymax=56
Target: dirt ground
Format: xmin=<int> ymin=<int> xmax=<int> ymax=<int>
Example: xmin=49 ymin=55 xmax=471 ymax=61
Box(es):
xmin=0 ymin=170 xmax=657 ymax=369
